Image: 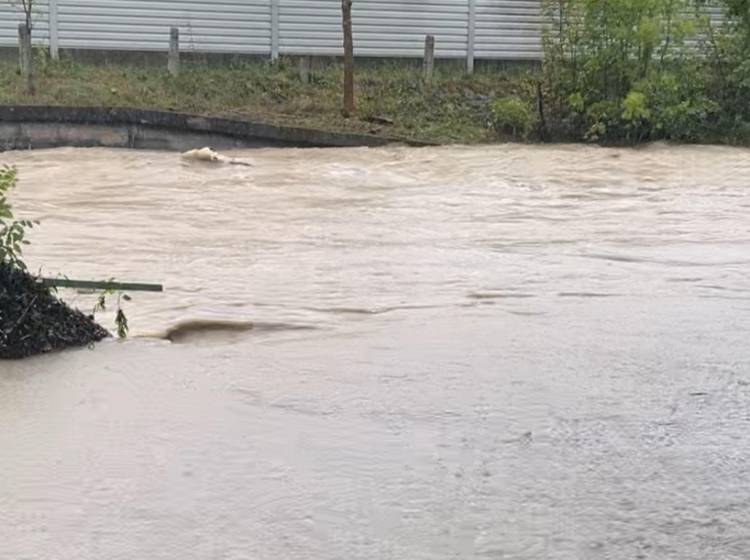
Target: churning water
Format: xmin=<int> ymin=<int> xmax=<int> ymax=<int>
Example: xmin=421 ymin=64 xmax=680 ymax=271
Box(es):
xmin=2 ymin=144 xmax=750 ymax=559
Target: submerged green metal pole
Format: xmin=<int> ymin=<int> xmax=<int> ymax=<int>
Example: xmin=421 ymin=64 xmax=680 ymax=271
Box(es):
xmin=42 ymin=278 xmax=163 ymax=293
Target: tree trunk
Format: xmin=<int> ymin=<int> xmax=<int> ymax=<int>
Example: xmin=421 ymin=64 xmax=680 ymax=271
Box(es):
xmin=18 ymin=24 xmax=34 ymax=96
xmin=341 ymin=0 xmax=355 ymax=117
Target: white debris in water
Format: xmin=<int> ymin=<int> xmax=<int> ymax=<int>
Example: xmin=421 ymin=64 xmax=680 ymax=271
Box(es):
xmin=181 ymin=147 xmax=253 ymax=167
xmin=182 ymin=147 xmax=222 ymax=162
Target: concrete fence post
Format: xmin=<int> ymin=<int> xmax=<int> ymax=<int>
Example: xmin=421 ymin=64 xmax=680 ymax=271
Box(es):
xmin=298 ymin=56 xmax=312 ymax=83
xmin=48 ymin=0 xmax=59 ymax=60
xmin=423 ymin=35 xmax=435 ymax=85
xmin=168 ymin=27 xmax=180 ymax=77
xmin=18 ymin=24 xmax=34 ymax=95
xmin=467 ymin=0 xmax=476 ymax=74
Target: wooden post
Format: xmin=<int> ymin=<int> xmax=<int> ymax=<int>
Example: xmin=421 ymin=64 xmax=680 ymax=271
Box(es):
xmin=341 ymin=0 xmax=355 ymax=117
xmin=298 ymin=56 xmax=312 ymax=84
xmin=18 ymin=24 xmax=34 ymax=96
xmin=168 ymin=27 xmax=180 ymax=77
xmin=423 ymin=35 xmax=435 ymax=85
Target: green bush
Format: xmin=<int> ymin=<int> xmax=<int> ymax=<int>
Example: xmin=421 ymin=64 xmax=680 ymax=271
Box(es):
xmin=621 ymin=91 xmax=651 ymax=142
xmin=538 ymin=0 xmax=750 ymax=144
xmin=0 ymin=165 xmax=35 ymax=270
xmin=541 ymin=0 xmax=705 ymax=142
xmin=489 ymin=96 xmax=539 ymax=139
xmin=700 ymin=1 xmax=750 ymax=134
xmin=633 ymin=71 xmax=719 ymax=141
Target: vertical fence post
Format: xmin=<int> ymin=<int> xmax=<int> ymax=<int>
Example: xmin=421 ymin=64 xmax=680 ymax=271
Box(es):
xmin=168 ymin=27 xmax=180 ymax=77
xmin=270 ymin=0 xmax=280 ymax=61
xmin=467 ymin=0 xmax=476 ymax=74
xmin=423 ymin=35 xmax=435 ymax=85
xmin=298 ymin=56 xmax=311 ymax=83
xmin=48 ymin=0 xmax=59 ymax=60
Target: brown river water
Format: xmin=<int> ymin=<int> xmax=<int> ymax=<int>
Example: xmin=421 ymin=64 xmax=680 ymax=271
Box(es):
xmin=2 ymin=144 xmax=750 ymax=559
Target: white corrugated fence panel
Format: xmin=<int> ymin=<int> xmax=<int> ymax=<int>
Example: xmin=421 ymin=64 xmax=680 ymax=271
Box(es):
xmin=279 ymin=0 xmax=470 ymax=58
xmin=57 ymin=0 xmax=271 ymax=53
xmin=475 ymin=0 xmax=543 ymax=60
xmin=0 ymin=1 xmax=51 ymax=47
xmin=1 ymin=0 xmax=739 ymax=61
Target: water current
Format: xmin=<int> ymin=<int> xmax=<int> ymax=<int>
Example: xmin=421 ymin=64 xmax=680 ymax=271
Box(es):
xmin=2 ymin=144 xmax=750 ymax=559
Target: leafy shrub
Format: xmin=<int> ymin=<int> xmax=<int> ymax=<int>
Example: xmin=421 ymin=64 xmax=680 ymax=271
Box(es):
xmin=0 ymin=165 xmax=35 ymax=270
xmin=633 ymin=71 xmax=719 ymax=141
xmin=621 ymin=91 xmax=652 ymax=142
xmin=489 ymin=96 xmax=539 ymax=139
xmin=541 ymin=0 xmax=705 ymax=142
xmin=582 ymin=100 xmax=623 ymax=142
xmin=700 ymin=1 xmax=750 ymax=134
xmin=0 ymin=166 xmax=130 ymax=340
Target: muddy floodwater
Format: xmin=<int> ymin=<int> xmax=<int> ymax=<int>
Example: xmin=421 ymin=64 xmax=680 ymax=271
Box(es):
xmin=2 ymin=144 xmax=750 ymax=559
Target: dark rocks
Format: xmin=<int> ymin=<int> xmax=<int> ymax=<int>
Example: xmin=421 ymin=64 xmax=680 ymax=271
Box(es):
xmin=0 ymin=264 xmax=109 ymax=360
xmin=365 ymin=115 xmax=395 ymax=126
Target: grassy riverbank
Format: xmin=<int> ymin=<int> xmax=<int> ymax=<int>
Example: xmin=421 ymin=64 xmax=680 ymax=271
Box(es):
xmin=0 ymin=56 xmax=534 ymax=144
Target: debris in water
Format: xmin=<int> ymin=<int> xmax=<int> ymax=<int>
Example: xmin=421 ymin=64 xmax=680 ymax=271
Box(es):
xmin=0 ymin=264 xmax=110 ymax=360
xmin=182 ymin=147 xmax=222 ymax=162
xmin=181 ymin=147 xmax=253 ymax=167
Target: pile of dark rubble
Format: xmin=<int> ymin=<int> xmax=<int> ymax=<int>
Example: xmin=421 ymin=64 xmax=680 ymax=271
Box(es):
xmin=0 ymin=264 xmax=109 ymax=360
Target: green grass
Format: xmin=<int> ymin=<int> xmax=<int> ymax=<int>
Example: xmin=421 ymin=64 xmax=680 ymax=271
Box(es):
xmin=0 ymin=54 xmax=536 ymax=144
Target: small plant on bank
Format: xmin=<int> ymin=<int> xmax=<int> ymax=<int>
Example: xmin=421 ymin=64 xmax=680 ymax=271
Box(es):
xmin=489 ymin=96 xmax=539 ymax=140
xmin=0 ymin=165 xmax=36 ymax=270
xmin=0 ymin=165 xmax=112 ymax=359
xmin=1 ymin=166 xmax=130 ymax=341
xmin=93 ymin=287 xmax=131 ymax=339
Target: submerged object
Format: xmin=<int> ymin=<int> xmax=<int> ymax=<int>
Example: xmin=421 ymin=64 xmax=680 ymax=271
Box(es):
xmin=181 ymin=147 xmax=253 ymax=167
xmin=181 ymin=146 xmax=222 ymax=162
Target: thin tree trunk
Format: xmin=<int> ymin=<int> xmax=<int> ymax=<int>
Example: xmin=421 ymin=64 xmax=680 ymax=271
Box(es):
xmin=21 ymin=0 xmax=33 ymax=32
xmin=18 ymin=24 xmax=34 ymax=96
xmin=341 ymin=0 xmax=355 ymax=117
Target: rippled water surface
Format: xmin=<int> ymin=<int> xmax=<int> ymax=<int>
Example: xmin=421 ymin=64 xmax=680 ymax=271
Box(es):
xmin=2 ymin=144 xmax=750 ymax=559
